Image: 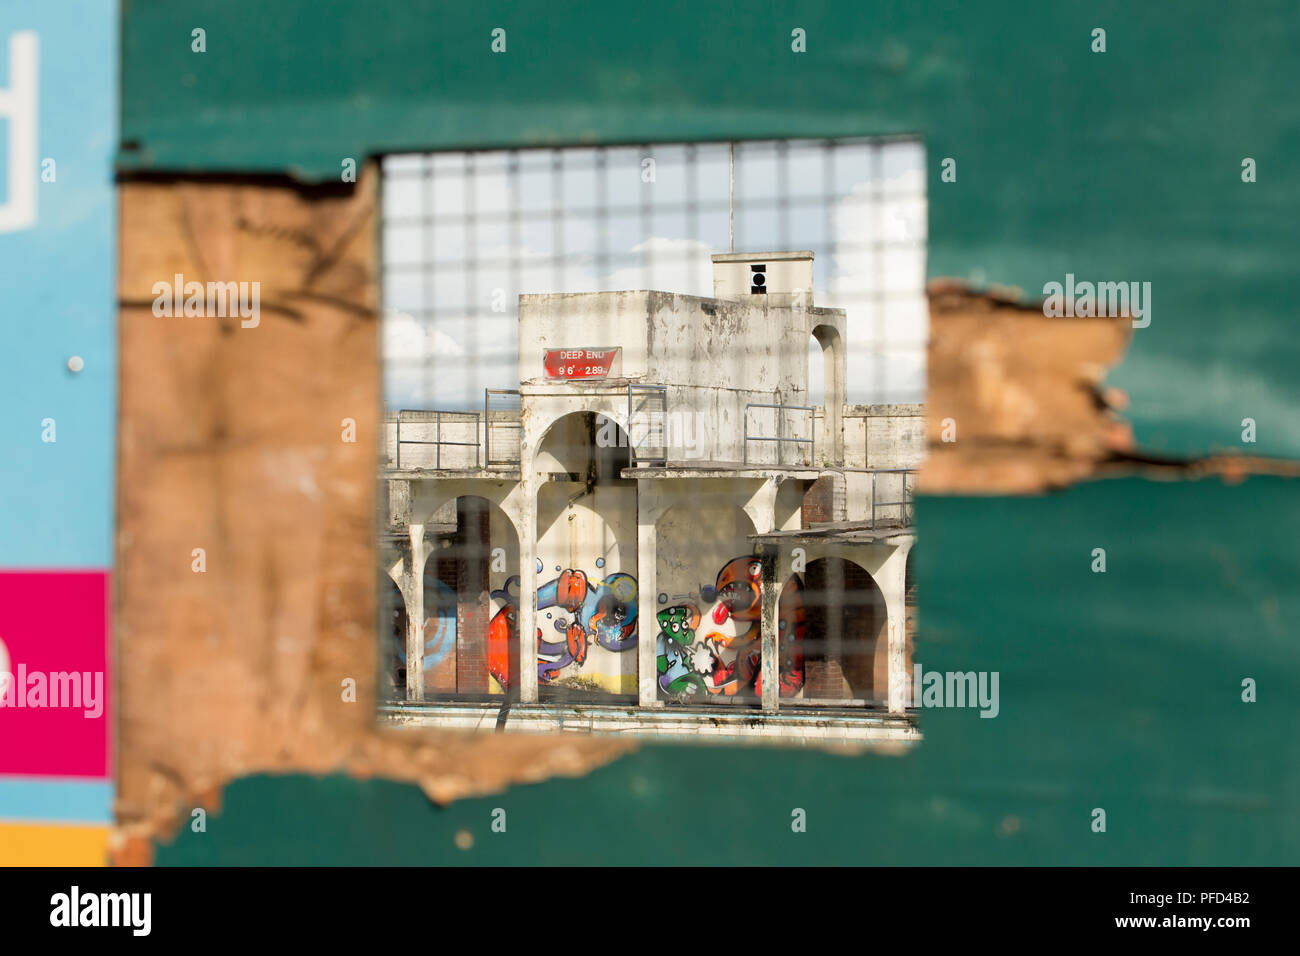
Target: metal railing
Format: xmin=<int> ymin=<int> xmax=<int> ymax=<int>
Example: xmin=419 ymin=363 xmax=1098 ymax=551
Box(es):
xmin=870 ymin=468 xmax=916 ymax=528
xmin=743 ymin=402 xmax=815 ymax=466
xmin=394 ymin=408 xmax=480 ymax=471
xmin=484 ymin=388 xmax=522 ymax=466
xmin=627 ymin=384 xmax=668 ymax=465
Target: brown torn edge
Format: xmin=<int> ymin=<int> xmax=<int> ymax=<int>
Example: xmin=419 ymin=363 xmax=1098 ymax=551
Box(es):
xmin=920 ymin=279 xmax=1300 ymax=495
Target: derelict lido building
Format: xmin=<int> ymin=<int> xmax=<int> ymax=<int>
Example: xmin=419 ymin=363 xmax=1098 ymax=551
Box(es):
xmin=381 ymin=252 xmax=923 ymax=743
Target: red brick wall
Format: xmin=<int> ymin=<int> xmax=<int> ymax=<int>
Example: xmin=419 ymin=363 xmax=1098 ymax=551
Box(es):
xmin=425 ymin=553 xmax=458 ymax=693
xmin=455 ymin=497 xmax=491 ymax=693
xmin=801 ymin=559 xmax=884 ymax=701
xmin=802 ymin=476 xmax=834 ymax=527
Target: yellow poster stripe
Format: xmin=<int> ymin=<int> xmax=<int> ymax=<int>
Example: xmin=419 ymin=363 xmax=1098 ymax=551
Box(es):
xmin=0 ymin=822 xmax=109 ymax=866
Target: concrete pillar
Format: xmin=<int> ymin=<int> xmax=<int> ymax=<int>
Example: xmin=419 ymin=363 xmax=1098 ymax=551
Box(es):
xmin=759 ymin=545 xmax=780 ymax=712
xmin=879 ymin=539 xmax=914 ymax=714
xmin=517 ymin=481 xmax=539 ymax=704
xmin=636 ymin=483 xmax=661 ymax=708
xmin=406 ymin=524 xmax=430 ymax=701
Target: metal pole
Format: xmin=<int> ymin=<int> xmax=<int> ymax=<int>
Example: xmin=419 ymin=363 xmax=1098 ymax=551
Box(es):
xmin=729 ymin=142 xmax=735 ymax=253
xmin=484 ymin=389 xmax=490 ymax=467
xmin=871 ymin=470 xmax=877 ymax=528
xmin=743 ymin=406 xmax=749 ymax=465
xmin=436 ymin=412 xmax=441 ymax=470
xmin=776 ymin=403 xmax=783 ymax=466
xmin=395 ymin=410 xmax=401 ymax=471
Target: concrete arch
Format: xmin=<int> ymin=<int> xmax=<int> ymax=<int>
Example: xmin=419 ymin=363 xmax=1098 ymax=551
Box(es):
xmin=525 ymin=398 xmax=640 ymax=470
xmin=532 ymin=407 xmax=634 ymax=475
xmin=387 ymin=493 xmax=521 ymax=701
xmin=809 ymin=322 xmax=846 ymax=464
xmin=409 ymin=480 xmax=524 ymax=541
xmin=763 ymin=536 xmax=912 ymax=713
xmin=524 ymin=409 xmax=640 ymax=703
xmin=786 ymin=556 xmax=888 ymax=704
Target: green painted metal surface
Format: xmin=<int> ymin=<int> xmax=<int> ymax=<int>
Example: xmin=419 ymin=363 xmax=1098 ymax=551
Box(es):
xmin=120 ymin=1 xmax=1300 ymax=862
xmin=121 ymin=0 xmax=1300 ymax=459
xmin=157 ymin=478 xmax=1299 ymax=865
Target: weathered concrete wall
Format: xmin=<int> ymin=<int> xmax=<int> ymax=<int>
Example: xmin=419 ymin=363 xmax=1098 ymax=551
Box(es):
xmin=648 ymin=294 xmax=842 ymax=465
xmin=517 ymin=290 xmax=844 ymax=465
xmin=844 ymin=404 xmax=926 ymax=470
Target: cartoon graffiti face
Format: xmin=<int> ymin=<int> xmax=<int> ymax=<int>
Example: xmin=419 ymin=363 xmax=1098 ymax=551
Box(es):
xmin=714 ymin=556 xmax=763 ymax=623
xmin=656 ymin=605 xmax=701 ymax=645
xmin=712 ymin=556 xmax=759 ymax=647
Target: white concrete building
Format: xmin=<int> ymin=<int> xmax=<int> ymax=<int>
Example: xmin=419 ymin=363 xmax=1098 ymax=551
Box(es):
xmin=381 ymin=252 xmax=923 ymax=744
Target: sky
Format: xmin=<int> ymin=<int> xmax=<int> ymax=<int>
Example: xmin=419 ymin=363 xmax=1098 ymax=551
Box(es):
xmin=381 ymin=138 xmax=927 ymax=409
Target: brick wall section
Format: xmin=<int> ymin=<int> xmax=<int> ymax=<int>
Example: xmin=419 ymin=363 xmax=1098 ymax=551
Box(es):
xmin=801 ymin=559 xmax=883 ymax=701
xmin=426 ymin=553 xmax=458 ymax=693
xmin=456 ymin=497 xmax=491 ymax=693
xmin=802 ymin=476 xmax=835 ymax=527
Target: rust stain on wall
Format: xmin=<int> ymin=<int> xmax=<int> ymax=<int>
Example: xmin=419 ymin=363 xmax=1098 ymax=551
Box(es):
xmin=113 ymin=171 xmax=634 ymax=864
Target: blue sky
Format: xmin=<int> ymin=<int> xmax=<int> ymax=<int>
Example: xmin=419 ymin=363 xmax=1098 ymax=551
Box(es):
xmin=381 ymin=138 xmax=927 ymax=409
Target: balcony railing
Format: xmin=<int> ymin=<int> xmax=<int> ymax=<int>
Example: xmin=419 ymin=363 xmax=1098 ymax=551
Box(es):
xmin=743 ymin=402 xmax=815 ymax=466
xmin=484 ymin=388 xmax=522 ymax=467
xmin=394 ymin=408 xmax=481 ymax=470
xmin=869 ymin=468 xmax=916 ymax=528
xmin=627 ymin=384 xmax=668 ymax=465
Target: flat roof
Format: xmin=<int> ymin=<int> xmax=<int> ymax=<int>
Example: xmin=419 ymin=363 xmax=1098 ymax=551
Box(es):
xmin=710 ymin=251 xmax=815 ymax=262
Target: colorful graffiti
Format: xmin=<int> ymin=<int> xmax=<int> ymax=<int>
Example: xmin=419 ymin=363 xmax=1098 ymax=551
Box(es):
xmin=485 ymin=569 xmax=639 ymax=692
xmin=487 ymin=577 xmax=520 ymax=692
xmin=537 ymin=569 xmax=638 ymax=683
xmin=656 ymin=555 xmax=805 ymax=702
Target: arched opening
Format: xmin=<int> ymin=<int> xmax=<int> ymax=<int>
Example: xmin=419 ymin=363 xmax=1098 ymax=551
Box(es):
xmin=534 ymin=409 xmax=633 ymax=477
xmin=385 ymin=495 xmax=520 ymax=702
xmin=807 ymin=334 xmax=825 ymax=408
xmin=787 ymin=557 xmax=888 ymax=706
xmin=809 ymin=323 xmax=844 ymax=464
xmin=653 ymin=499 xmax=761 ymax=706
xmin=534 ymin=412 xmax=638 ymax=701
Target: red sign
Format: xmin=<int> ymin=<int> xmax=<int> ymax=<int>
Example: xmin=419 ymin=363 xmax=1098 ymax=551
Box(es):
xmin=544 ymin=348 xmax=619 ymax=379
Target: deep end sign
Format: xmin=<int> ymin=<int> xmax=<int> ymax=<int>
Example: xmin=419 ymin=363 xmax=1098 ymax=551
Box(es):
xmin=544 ymin=347 xmax=620 ymax=379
